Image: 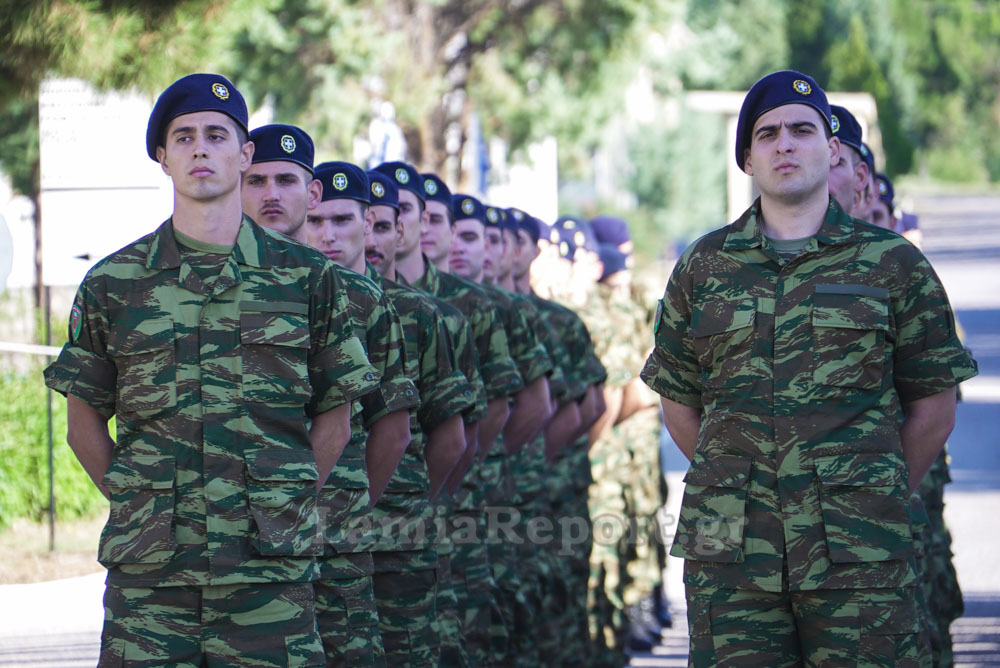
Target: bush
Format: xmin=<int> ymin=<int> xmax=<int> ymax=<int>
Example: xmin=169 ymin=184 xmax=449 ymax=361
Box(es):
xmin=0 ymin=365 xmax=106 ymax=531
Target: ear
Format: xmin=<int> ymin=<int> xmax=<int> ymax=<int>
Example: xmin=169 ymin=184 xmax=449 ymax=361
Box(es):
xmin=364 ymin=207 xmax=375 ymax=234
xmin=394 ymin=218 xmax=404 ymax=244
xmin=156 ymin=146 xmax=170 ymax=175
xmin=307 ymin=178 xmax=322 ymax=210
xmin=239 ymin=140 xmax=255 ymax=173
xmin=854 ymin=161 xmax=870 ymax=190
xmin=743 ymin=148 xmax=753 ymax=176
xmin=828 ymin=136 xmax=841 ymax=169
xmin=420 ymin=206 xmax=430 ymax=228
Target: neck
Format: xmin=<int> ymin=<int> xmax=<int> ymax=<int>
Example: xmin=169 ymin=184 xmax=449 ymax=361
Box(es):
xmin=432 ymin=253 xmax=449 ymax=273
xmin=346 ymin=256 xmax=365 ymax=274
xmin=758 ymin=191 xmax=830 ymax=240
xmin=498 ymin=272 xmax=515 ymax=291
xmin=514 ymin=271 xmax=531 ymax=294
xmin=469 ymin=268 xmax=484 ymax=284
xmin=381 ymin=260 xmax=396 ymax=283
xmin=171 ymin=193 xmax=243 ymax=245
xmin=395 ymin=248 xmax=426 ymax=284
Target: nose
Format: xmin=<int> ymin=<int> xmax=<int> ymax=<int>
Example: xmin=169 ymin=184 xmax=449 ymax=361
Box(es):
xmin=776 ymin=126 xmax=795 ymax=153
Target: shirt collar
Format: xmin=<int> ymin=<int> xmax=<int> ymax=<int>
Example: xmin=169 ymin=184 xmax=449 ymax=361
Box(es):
xmin=723 ymin=197 xmax=855 ymax=252
xmin=146 ymin=215 xmax=268 ymax=270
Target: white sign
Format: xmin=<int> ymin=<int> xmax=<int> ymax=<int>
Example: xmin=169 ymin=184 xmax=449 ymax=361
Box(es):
xmin=39 ymin=78 xmax=172 ymax=287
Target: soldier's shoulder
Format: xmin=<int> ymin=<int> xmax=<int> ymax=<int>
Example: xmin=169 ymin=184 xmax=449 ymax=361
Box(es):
xmin=383 ymin=278 xmax=440 ymax=314
xmin=332 ymin=264 xmax=384 ymax=302
xmin=257 ymin=223 xmax=334 ymax=274
xmin=83 ymin=228 xmax=161 ymax=281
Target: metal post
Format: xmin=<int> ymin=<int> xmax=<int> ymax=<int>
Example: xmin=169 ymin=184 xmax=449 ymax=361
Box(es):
xmin=45 ymin=284 xmax=55 ymax=552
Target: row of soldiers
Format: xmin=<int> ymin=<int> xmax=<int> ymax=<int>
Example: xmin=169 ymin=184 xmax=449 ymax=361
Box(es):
xmin=823 ymin=102 xmax=963 ymax=667
xmin=45 ymin=72 xmax=666 ymax=667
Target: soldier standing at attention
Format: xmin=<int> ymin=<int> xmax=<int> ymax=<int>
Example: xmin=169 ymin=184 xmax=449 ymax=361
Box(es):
xmin=44 ymin=74 xmax=380 ymax=665
xmin=641 ymin=70 xmax=977 ymax=666
xmin=827 ymin=105 xmax=871 ymax=218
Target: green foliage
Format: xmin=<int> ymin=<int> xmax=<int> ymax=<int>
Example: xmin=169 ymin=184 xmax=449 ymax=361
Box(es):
xmin=0 ymin=367 xmax=106 ymax=531
xmin=0 ymin=95 xmax=39 ymax=200
xmin=626 ymin=104 xmax=727 ymax=252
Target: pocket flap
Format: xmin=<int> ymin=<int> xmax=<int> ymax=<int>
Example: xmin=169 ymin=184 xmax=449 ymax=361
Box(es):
xmin=240 ymin=312 xmax=310 ymax=348
xmin=690 ymin=300 xmax=756 ymax=337
xmin=102 ymin=454 xmax=175 ymax=489
xmin=812 ymin=297 xmax=889 ymax=332
xmin=815 ymin=452 xmax=905 ymax=487
xmin=683 ymin=453 xmax=752 ymax=487
xmin=246 ymin=448 xmax=319 ymax=482
xmin=110 ymin=319 xmax=174 ymax=355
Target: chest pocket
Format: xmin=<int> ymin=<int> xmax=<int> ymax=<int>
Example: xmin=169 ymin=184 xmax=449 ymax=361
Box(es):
xmin=241 ymin=311 xmax=312 ymax=404
xmin=812 ymin=287 xmax=889 ymax=390
xmin=690 ymin=299 xmax=758 ymax=389
xmin=112 ymin=318 xmax=177 ymax=415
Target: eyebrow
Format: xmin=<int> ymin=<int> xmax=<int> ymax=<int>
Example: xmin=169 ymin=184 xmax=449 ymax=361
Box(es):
xmin=754 ymin=120 xmax=818 ymax=138
xmin=170 ymin=124 xmax=232 ymax=137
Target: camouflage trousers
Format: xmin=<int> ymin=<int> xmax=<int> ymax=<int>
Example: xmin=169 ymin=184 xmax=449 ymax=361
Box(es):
xmin=587 ymin=474 xmax=629 ymax=658
xmin=315 ymin=573 xmax=386 ymax=667
xmin=436 ymin=551 xmax=472 ymax=668
xmin=98 ymin=582 xmax=324 ymax=667
xmin=372 ymin=550 xmax=441 ymax=668
xmin=621 ymin=411 xmax=667 ymax=608
xmin=685 ymin=585 xmax=929 ymax=667
xmin=915 ymin=448 xmax=962 ymax=667
xmin=451 ymin=509 xmax=493 ymax=665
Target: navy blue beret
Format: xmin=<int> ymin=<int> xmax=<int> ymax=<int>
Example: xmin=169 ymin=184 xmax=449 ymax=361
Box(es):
xmin=499 ymin=208 xmax=520 ymax=235
xmin=553 ymin=216 xmax=598 ymax=252
xmin=598 ymin=243 xmax=630 ymax=280
xmin=484 ymin=205 xmax=504 ymax=229
xmin=875 ymin=172 xmax=894 ymax=207
xmin=373 ymin=161 xmax=424 ymax=202
xmin=367 ymin=169 xmax=399 ymax=210
xmin=421 ymin=172 xmax=452 ymax=206
xmin=589 ymin=215 xmax=630 ymax=247
xmin=829 ymin=105 xmax=864 ymax=155
xmin=860 ymin=142 xmax=875 ymax=173
xmin=551 ymin=224 xmax=578 ymax=262
xmin=516 ymin=213 xmax=542 ymax=243
xmin=314 ymin=161 xmax=370 ymax=204
xmin=736 ymin=70 xmax=831 ymax=171
xmin=146 ymin=73 xmax=248 ymax=161
xmin=452 ymin=194 xmax=487 ymax=225
xmin=248 ymin=124 xmax=314 ymax=174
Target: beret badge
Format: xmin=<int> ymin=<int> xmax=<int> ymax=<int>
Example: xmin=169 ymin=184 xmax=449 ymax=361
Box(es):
xmin=211 ymin=83 xmax=230 ymax=100
xmin=792 ymin=79 xmax=812 ymax=95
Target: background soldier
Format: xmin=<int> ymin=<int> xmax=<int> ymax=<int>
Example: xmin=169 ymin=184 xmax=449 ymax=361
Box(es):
xmin=44 ymin=74 xmax=379 ymax=666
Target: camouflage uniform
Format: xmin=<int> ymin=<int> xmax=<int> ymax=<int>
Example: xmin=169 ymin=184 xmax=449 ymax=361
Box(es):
xmin=366 ymin=264 xmax=477 ymax=668
xmin=916 ymin=448 xmax=962 ymax=667
xmin=44 ymin=218 xmax=380 ymax=665
xmin=480 ymin=284 xmax=556 ymax=665
xmin=316 ymin=265 xmax=419 ymax=667
xmin=411 ymin=257 xmax=523 ymax=664
xmin=529 ymin=294 xmax=609 ymax=665
xmin=640 ymin=200 xmax=978 ymax=666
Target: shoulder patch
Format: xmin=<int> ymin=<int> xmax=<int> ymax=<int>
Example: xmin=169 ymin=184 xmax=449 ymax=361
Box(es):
xmin=70 ymin=305 xmax=83 ymax=342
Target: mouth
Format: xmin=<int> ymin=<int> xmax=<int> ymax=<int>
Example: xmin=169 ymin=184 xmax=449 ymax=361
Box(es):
xmin=190 ymin=166 xmax=214 ymax=177
xmin=366 ymin=250 xmax=384 ymax=261
xmin=260 ymin=208 xmax=285 ymax=217
xmin=323 ymin=250 xmax=341 ymax=260
xmin=774 ymin=162 xmax=798 ymax=173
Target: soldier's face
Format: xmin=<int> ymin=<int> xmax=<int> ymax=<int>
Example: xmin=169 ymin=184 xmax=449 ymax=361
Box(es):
xmin=828 ymin=145 xmax=868 ymax=216
xmin=241 ymin=161 xmax=320 ymax=238
xmin=305 ymin=198 xmax=373 ymax=274
xmin=744 ymin=104 xmax=838 ymax=206
xmin=869 ymin=199 xmax=896 ymax=230
xmin=482 ymin=227 xmax=504 ymax=283
xmin=513 ymin=228 xmax=539 ymax=281
xmin=450 ymin=218 xmax=486 ymax=282
xmin=157 ymin=111 xmax=252 ymax=205
xmin=366 ymin=204 xmax=401 ymax=275
xmin=396 ymin=190 xmax=427 ymax=260
xmin=498 ymin=229 xmax=517 ymax=280
xmin=421 ymin=200 xmax=453 ymax=266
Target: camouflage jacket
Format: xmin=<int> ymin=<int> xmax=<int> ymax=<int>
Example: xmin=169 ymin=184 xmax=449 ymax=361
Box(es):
xmin=413 ymin=258 xmax=523 ymax=402
xmin=368 ymin=265 xmax=475 ymax=554
xmin=44 ymin=217 xmax=379 ymax=587
xmin=319 ymin=265 xmax=419 ymax=576
xmin=640 ymin=199 xmax=978 ymax=592
xmin=530 ymin=294 xmax=608 ymax=400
